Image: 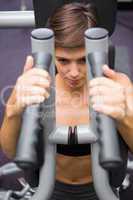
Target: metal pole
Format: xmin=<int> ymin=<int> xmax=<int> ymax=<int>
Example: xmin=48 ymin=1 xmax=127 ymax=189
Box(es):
xmin=20 ymin=0 xmax=27 ymax=11
xmin=0 ymin=11 xmax=35 ymax=28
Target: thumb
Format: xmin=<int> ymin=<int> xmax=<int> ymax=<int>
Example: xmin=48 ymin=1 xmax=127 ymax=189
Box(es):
xmin=102 ymin=64 xmax=131 ymax=86
xmin=102 ymin=65 xmax=118 ymax=81
xmin=23 ymin=55 xmax=34 ymax=73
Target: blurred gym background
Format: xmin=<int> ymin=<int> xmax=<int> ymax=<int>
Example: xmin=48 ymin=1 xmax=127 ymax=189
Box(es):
xmin=0 ymin=0 xmax=133 ymax=199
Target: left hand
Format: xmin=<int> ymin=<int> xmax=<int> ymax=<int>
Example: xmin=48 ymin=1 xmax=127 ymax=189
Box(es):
xmin=89 ymin=65 xmax=133 ymax=121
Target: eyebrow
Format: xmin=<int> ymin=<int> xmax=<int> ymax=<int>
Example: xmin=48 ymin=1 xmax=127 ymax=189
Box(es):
xmin=56 ymin=56 xmax=86 ymax=60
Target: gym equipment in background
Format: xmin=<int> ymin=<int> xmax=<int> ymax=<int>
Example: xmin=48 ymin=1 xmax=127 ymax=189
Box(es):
xmin=0 ymin=1 xmax=129 ymax=200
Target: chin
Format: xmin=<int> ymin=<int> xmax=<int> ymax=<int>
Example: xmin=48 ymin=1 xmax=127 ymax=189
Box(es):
xmin=67 ymin=81 xmax=85 ymax=90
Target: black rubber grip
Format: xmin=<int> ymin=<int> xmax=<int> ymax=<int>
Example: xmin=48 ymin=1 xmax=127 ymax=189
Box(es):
xmin=14 ymin=53 xmax=52 ymax=169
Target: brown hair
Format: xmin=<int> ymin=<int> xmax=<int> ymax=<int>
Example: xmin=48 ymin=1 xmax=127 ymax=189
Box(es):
xmin=47 ymin=2 xmax=98 ymax=48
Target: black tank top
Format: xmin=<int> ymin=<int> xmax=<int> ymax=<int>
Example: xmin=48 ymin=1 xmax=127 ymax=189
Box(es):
xmin=57 ymin=144 xmax=91 ymax=156
xmin=37 ymin=126 xmax=91 ymax=162
xmin=56 ymin=126 xmax=91 ymax=156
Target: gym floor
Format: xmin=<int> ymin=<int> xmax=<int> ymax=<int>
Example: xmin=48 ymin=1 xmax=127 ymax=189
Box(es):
xmin=0 ymin=0 xmax=133 ymax=199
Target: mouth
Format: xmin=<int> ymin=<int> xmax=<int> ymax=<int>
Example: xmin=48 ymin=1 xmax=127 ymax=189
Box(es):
xmin=68 ymin=79 xmax=79 ymax=84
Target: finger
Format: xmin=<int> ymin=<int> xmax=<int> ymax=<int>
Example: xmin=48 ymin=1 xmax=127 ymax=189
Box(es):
xmin=92 ymin=104 xmax=126 ymax=120
xmin=20 ymin=86 xmax=50 ymax=98
xmin=17 ymin=75 xmax=51 ymax=92
xmin=89 ymin=77 xmax=122 ymax=89
xmin=18 ymin=96 xmax=45 ymax=107
xmin=25 ymin=68 xmax=51 ymax=81
xmin=23 ymin=56 xmax=34 ymax=73
xmin=90 ymin=95 xmax=125 ymax=105
xmin=17 ymin=85 xmax=50 ymax=99
xmin=89 ymin=85 xmax=124 ymax=97
xmin=102 ymin=65 xmax=117 ymax=80
xmin=23 ymin=76 xmax=51 ymax=89
xmin=103 ymin=65 xmax=131 ymax=86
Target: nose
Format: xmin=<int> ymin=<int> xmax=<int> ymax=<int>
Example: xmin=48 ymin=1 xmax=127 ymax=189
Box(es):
xmin=69 ymin=63 xmax=79 ymax=79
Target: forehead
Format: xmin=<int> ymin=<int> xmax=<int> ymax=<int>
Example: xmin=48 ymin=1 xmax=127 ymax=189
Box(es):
xmin=55 ymin=47 xmax=85 ymax=59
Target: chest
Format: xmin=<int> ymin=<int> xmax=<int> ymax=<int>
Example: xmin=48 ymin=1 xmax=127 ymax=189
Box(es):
xmin=56 ymin=104 xmax=90 ymax=126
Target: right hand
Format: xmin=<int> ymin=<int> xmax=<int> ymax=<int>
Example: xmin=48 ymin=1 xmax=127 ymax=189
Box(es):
xmin=7 ymin=56 xmax=51 ymax=117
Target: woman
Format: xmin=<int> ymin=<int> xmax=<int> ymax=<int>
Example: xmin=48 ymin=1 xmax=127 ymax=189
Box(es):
xmin=0 ymin=2 xmax=133 ymax=200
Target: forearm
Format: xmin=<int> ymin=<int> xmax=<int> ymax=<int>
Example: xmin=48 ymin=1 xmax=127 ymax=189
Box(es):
xmin=0 ymin=113 xmax=22 ymax=158
xmin=117 ymin=81 xmax=133 ymax=153
xmin=117 ymin=116 xmax=133 ymax=153
xmin=0 ymin=89 xmax=22 ymax=158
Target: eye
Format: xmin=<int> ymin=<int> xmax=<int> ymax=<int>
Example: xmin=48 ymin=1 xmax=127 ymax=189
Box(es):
xmin=57 ymin=58 xmax=69 ymax=65
xmin=77 ymin=57 xmax=86 ymax=64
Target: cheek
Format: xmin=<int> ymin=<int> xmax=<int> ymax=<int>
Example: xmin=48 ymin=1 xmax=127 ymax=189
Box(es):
xmin=58 ymin=69 xmax=66 ymax=77
xmin=81 ymin=65 xmax=87 ymax=76
xmin=56 ymin=64 xmax=67 ymax=78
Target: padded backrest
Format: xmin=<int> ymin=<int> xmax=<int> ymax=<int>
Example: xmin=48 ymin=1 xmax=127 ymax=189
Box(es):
xmin=33 ymin=0 xmax=117 ymax=36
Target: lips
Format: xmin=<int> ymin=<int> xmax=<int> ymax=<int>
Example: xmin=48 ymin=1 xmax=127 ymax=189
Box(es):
xmin=69 ymin=79 xmax=79 ymax=84
xmin=69 ymin=78 xmax=80 ymax=82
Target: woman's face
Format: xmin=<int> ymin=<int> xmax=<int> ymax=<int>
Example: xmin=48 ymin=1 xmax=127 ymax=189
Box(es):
xmin=55 ymin=47 xmax=87 ymax=90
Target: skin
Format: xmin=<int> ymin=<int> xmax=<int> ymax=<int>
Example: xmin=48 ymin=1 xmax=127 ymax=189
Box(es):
xmin=55 ymin=47 xmax=92 ymax=184
xmin=0 ymin=47 xmax=133 ymax=185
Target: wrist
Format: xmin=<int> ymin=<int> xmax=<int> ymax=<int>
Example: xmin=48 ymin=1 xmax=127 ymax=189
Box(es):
xmin=5 ymin=104 xmax=23 ymax=119
xmin=117 ymin=107 xmax=133 ymax=131
xmin=6 ymin=89 xmax=24 ymax=118
xmin=118 ymin=84 xmax=133 ymax=126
